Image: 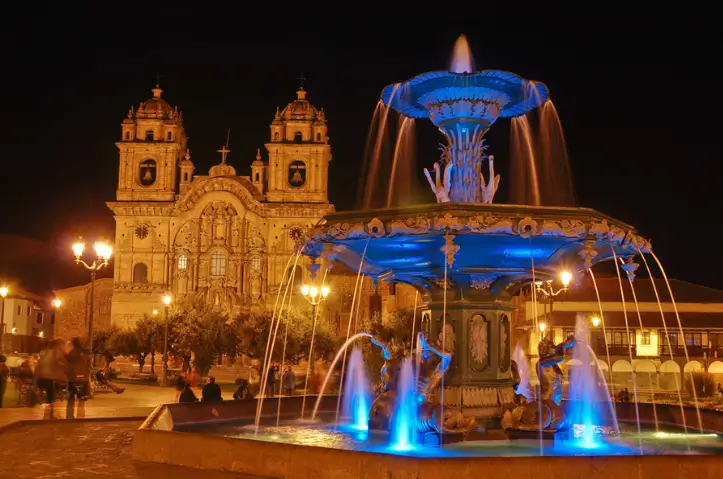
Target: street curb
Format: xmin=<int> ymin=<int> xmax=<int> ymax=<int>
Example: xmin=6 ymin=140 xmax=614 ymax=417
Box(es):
xmin=0 ymin=415 xmax=147 ymax=434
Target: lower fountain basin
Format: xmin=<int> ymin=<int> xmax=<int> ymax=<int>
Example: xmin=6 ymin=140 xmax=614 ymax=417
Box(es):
xmin=133 ymin=397 xmax=723 ymax=479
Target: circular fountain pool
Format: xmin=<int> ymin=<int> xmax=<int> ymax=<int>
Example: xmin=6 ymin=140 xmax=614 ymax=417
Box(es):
xmin=176 ymin=419 xmax=723 ymax=458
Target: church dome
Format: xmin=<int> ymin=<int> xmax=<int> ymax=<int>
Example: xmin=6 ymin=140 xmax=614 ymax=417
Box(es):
xmin=280 ymin=89 xmax=322 ymax=122
xmin=135 ymin=87 xmax=178 ymax=120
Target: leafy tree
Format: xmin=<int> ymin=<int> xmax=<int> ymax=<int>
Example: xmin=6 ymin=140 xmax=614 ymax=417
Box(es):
xmin=136 ymin=315 xmax=161 ymax=374
xmin=110 ymin=329 xmax=149 ymax=373
xmin=685 ymin=371 xmax=716 ymax=398
xmin=92 ymin=326 xmax=120 ymax=361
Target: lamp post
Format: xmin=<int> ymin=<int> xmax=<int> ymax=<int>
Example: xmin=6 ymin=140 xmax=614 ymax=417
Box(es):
xmin=161 ymin=294 xmax=172 ymax=386
xmin=300 ymin=283 xmax=330 ymax=325
xmin=0 ymin=286 xmax=8 ymax=354
xmin=52 ymin=298 xmax=62 ymax=340
xmin=72 ymin=237 xmax=112 ymax=356
xmin=535 ymin=271 xmax=572 ymax=336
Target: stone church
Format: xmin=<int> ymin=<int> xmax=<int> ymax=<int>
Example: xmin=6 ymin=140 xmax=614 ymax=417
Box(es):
xmin=53 ymin=83 xmax=417 ymax=338
xmin=106 ymin=84 xmax=336 ymax=328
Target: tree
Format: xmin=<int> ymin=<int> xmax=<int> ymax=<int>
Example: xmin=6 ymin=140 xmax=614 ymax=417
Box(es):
xmin=111 ymin=329 xmax=148 ymax=373
xmin=167 ymin=298 xmax=240 ymax=377
xmin=92 ymin=326 xmax=120 ymax=361
xmin=136 ymin=315 xmax=161 ymax=374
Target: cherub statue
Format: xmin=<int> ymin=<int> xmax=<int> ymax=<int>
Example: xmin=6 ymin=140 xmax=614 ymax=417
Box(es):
xmin=423 ymin=162 xmax=452 ymax=203
xmin=480 ymin=154 xmax=500 ymax=204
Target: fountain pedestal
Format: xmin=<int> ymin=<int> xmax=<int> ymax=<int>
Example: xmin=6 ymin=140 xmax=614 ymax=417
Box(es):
xmin=422 ymin=287 xmax=517 ymax=425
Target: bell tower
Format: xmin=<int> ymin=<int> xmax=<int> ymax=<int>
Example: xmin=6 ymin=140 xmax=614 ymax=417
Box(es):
xmin=116 ymin=85 xmax=186 ymax=201
xmin=264 ymin=83 xmax=331 ymax=203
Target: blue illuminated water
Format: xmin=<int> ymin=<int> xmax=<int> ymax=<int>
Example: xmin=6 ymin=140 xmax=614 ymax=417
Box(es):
xmin=567 ymin=315 xmax=619 ymax=448
xmin=340 ymin=346 xmax=371 ymax=431
xmin=390 ymin=357 xmax=418 ymax=450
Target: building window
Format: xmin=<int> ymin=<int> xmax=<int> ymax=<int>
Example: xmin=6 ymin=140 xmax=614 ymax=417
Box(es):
xmin=145 ymin=130 xmax=154 ymax=141
xmin=274 ymin=132 xmax=279 ymax=141
xmin=27 ymin=306 xmax=31 ymax=316
xmin=210 ymin=251 xmax=227 ymax=276
xmin=139 ymin=159 xmax=157 ymax=186
xmin=251 ymin=255 xmax=261 ymax=272
xmin=166 ymin=131 xmax=173 ymax=141
xmin=284 ymin=265 xmax=303 ymax=288
xmin=255 ymin=172 xmax=260 ymax=182
xmin=293 ymin=131 xmax=302 ymax=143
xmin=316 ymin=132 xmax=321 ymax=142
xmin=36 ymin=312 xmax=43 ymax=324
xmin=641 ymin=331 xmax=651 ymax=345
xmin=133 ymin=263 xmax=149 ymax=283
xmin=684 ymin=332 xmax=707 ymax=346
xmin=51 ymin=313 xmax=55 ymax=325
xmin=711 ymin=333 xmax=723 ymax=348
xmin=125 ymin=131 xmax=130 ymax=140
xmin=661 ymin=331 xmax=679 ymax=347
xmin=183 ymin=172 xmax=189 ymax=182
xmin=17 ymin=306 xmax=21 ymax=315
xmin=606 ymin=330 xmax=635 ymax=346
xmin=178 ymin=255 xmax=188 ymax=270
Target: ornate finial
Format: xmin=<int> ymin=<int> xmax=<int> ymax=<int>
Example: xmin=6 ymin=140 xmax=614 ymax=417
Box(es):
xmin=152 ymin=74 xmax=163 ymax=98
xmin=297 ymin=71 xmax=307 ymax=90
xmin=127 ymin=106 xmax=134 ymax=119
xmin=578 ymin=240 xmax=599 ymax=270
xmin=256 ymin=148 xmax=261 ymax=161
xmin=275 ymin=106 xmax=281 ymax=119
xmin=185 ymin=148 xmax=191 ymax=161
xmin=441 ymin=235 xmax=460 ymax=268
xmin=620 ymin=256 xmax=640 ymax=282
xmin=217 ymin=129 xmax=231 ymax=164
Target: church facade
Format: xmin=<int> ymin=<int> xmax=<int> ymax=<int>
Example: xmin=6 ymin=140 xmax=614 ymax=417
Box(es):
xmin=106 ymin=85 xmax=335 ymax=328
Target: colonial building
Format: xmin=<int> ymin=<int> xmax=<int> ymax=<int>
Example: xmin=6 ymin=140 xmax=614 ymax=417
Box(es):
xmin=514 ymin=275 xmax=723 ymax=392
xmin=104 ymin=84 xmax=338 ymax=328
xmin=0 ymin=284 xmax=56 ymax=354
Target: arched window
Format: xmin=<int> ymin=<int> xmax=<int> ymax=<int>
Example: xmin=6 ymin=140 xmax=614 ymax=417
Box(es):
xmin=177 ymin=255 xmax=188 ymax=270
xmin=316 ymin=132 xmax=321 ymax=142
xmin=288 ymin=160 xmax=306 ymax=187
xmin=139 ymin=159 xmax=157 ymax=186
xmin=145 ymin=130 xmax=154 ymax=141
xmin=183 ymin=172 xmax=189 ymax=182
xmin=133 ymin=263 xmax=148 ymax=283
xmin=251 ymin=255 xmax=262 ymax=272
xmin=124 ymin=131 xmax=130 ymax=140
xmin=293 ymin=131 xmax=303 ymax=143
xmin=255 ymin=172 xmax=260 ymax=182
xmin=274 ymin=132 xmax=279 ymax=141
xmin=166 ymin=131 xmax=173 ymax=141
xmin=210 ymin=251 xmax=227 ymax=276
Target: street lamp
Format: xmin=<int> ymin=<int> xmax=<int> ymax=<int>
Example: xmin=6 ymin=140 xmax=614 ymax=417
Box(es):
xmin=52 ymin=298 xmax=62 ymax=340
xmin=535 ymin=270 xmax=572 ymax=333
xmin=52 ymin=298 xmax=62 ymax=309
xmin=72 ymin=237 xmax=112 ymax=356
xmin=0 ymin=286 xmax=8 ymax=353
xmin=591 ymin=316 xmax=601 ymax=328
xmin=161 ymin=294 xmax=172 ymax=386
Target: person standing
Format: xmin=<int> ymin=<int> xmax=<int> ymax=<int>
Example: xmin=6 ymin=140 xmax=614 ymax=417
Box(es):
xmin=66 ymin=338 xmax=91 ymax=418
xmin=35 ymin=338 xmax=68 ymax=418
xmin=282 ymin=366 xmax=295 ymax=396
xmin=0 ymin=355 xmax=9 ymax=408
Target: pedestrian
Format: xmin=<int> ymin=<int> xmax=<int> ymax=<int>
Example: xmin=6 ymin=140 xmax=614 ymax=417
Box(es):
xmin=282 ymin=366 xmax=295 ymax=396
xmin=266 ymin=362 xmax=279 ymax=397
xmin=35 ymin=338 xmax=68 ymax=418
xmin=174 ymin=373 xmax=186 ymax=401
xmin=0 ymin=355 xmax=9 ymax=408
xmin=66 ymin=338 xmax=92 ymax=418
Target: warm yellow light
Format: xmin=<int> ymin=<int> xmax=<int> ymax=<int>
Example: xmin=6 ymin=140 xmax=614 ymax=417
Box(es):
xmin=539 ymin=322 xmax=547 ymax=332
xmin=162 ymin=295 xmax=172 ymax=306
xmin=301 ymin=285 xmax=310 ymax=296
xmin=52 ymin=298 xmax=62 ymax=308
xmin=560 ymin=271 xmax=572 ymax=288
xmin=591 ymin=316 xmax=601 ymax=327
xmin=320 ymin=285 xmax=330 ymax=298
xmin=72 ymin=239 xmax=86 ymax=258
xmin=309 ymin=287 xmax=318 ymax=298
xmin=11 ymin=327 xmax=17 ymax=334
xmin=94 ymin=241 xmax=113 ymax=261
xmin=39 ymin=331 xmax=44 ymax=338
xmin=152 ymin=309 xmax=159 ymax=316
xmin=0 ymin=286 xmax=8 ymax=298
xmin=534 ymin=281 xmax=543 ymax=286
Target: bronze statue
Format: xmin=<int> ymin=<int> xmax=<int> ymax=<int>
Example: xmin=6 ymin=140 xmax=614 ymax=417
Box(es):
xmin=502 ymin=332 xmax=575 ymax=432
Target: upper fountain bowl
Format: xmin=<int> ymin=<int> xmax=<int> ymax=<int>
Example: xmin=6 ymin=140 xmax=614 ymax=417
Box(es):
xmin=380 ymin=70 xmax=549 ymax=131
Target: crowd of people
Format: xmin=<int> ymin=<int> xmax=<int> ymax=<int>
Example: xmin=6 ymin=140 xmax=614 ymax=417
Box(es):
xmin=0 ymin=337 xmax=124 ymax=416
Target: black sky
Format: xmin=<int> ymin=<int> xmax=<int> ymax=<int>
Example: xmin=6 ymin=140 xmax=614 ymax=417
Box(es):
xmin=1 ymin=3 xmax=721 ymax=292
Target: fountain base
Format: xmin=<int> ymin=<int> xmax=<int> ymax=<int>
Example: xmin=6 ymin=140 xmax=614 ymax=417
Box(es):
xmin=507 ymin=428 xmax=569 ymax=441
xmin=415 ymin=430 xmax=467 ymax=446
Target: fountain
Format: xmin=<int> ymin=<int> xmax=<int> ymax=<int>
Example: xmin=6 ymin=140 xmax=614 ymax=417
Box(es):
xmin=340 ymin=346 xmax=371 ymax=431
xmin=132 ymin=36 xmax=723 ymax=479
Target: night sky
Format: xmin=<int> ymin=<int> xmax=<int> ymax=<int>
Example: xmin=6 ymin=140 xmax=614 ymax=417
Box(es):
xmin=1 ymin=4 xmax=721 ymax=293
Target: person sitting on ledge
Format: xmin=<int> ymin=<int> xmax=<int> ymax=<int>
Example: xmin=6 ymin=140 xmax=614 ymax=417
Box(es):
xmin=179 ymin=383 xmax=198 ymax=403
xmin=233 ymin=378 xmax=253 ymax=400
xmin=201 ymin=376 xmax=223 ymax=403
